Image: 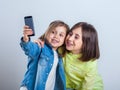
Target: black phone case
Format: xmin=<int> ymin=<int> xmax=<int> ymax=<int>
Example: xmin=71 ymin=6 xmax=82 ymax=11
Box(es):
xmin=24 ymin=16 xmax=35 ymax=36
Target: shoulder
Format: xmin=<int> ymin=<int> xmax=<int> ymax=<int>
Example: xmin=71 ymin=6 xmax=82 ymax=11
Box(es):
xmin=85 ymin=60 xmax=97 ymax=68
xmin=84 ymin=60 xmax=98 ymax=74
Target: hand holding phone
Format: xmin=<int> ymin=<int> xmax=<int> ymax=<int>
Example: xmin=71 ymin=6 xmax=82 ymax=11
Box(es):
xmin=24 ymin=16 xmax=35 ymax=36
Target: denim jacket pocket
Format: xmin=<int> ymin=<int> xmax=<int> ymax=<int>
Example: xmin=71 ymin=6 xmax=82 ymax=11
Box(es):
xmin=38 ymin=54 xmax=49 ymax=66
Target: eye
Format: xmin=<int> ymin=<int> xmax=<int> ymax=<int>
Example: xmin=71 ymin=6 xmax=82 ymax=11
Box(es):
xmin=75 ymin=35 xmax=80 ymax=39
xmin=51 ymin=30 xmax=55 ymax=34
xmin=59 ymin=33 xmax=64 ymax=37
xmin=68 ymin=32 xmax=73 ymax=36
xmin=75 ymin=36 xmax=79 ymax=39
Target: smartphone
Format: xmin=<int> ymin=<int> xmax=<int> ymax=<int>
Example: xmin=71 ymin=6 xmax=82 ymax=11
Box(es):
xmin=24 ymin=16 xmax=35 ymax=36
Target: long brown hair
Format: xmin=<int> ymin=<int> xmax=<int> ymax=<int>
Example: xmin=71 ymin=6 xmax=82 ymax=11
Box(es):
xmin=64 ymin=22 xmax=100 ymax=61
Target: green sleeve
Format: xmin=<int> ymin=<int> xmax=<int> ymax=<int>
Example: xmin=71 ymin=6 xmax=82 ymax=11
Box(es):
xmin=79 ymin=61 xmax=104 ymax=90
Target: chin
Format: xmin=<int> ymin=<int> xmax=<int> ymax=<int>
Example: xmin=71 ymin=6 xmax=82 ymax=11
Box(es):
xmin=66 ymin=47 xmax=72 ymax=51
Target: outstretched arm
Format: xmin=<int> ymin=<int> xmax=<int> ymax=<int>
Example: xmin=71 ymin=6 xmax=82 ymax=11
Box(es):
xmin=20 ymin=26 xmax=41 ymax=58
xmin=23 ymin=25 xmax=33 ymax=42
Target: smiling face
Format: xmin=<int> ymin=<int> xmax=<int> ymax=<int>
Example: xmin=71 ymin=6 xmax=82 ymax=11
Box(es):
xmin=65 ymin=27 xmax=83 ymax=54
xmin=46 ymin=26 xmax=67 ymax=50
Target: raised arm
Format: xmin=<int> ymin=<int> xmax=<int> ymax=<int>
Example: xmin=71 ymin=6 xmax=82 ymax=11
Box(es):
xmin=20 ymin=26 xmax=41 ymax=58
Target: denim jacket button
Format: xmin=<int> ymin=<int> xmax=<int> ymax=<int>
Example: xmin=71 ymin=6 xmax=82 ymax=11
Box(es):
xmin=46 ymin=57 xmax=49 ymax=60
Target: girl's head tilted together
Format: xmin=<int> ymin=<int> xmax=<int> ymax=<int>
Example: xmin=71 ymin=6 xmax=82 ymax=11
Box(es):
xmin=65 ymin=22 xmax=100 ymax=61
xmin=41 ymin=20 xmax=69 ymax=50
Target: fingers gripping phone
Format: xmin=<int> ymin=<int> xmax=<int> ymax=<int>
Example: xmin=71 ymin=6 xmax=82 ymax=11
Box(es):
xmin=24 ymin=16 xmax=35 ymax=36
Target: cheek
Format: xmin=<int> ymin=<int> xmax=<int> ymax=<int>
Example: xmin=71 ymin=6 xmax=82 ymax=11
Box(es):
xmin=46 ymin=35 xmax=51 ymax=42
xmin=65 ymin=36 xmax=69 ymax=41
xmin=60 ymin=37 xmax=65 ymax=43
xmin=47 ymin=34 xmax=53 ymax=39
xmin=76 ymin=41 xmax=82 ymax=48
xmin=48 ymin=34 xmax=53 ymax=38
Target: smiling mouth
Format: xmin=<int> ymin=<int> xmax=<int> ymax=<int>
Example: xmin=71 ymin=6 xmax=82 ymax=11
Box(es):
xmin=51 ymin=39 xmax=59 ymax=43
xmin=66 ymin=41 xmax=73 ymax=47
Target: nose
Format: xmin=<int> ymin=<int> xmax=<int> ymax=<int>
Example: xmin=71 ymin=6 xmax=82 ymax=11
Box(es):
xmin=68 ymin=35 xmax=74 ymax=41
xmin=53 ymin=33 xmax=59 ymax=38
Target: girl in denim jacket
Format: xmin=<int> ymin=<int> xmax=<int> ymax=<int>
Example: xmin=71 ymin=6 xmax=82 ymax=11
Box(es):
xmin=20 ymin=20 xmax=69 ymax=90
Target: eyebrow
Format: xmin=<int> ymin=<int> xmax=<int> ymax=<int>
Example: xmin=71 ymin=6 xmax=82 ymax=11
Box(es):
xmin=60 ymin=32 xmax=66 ymax=35
xmin=75 ymin=34 xmax=80 ymax=37
xmin=72 ymin=31 xmax=80 ymax=37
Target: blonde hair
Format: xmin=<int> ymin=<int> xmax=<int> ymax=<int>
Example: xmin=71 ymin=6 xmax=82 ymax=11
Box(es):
xmin=39 ymin=20 xmax=69 ymax=41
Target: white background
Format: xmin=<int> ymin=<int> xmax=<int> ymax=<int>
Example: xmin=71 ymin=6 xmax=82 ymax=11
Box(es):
xmin=0 ymin=0 xmax=120 ymax=90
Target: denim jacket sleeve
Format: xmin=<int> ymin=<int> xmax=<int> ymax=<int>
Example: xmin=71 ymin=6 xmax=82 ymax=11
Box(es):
xmin=20 ymin=37 xmax=41 ymax=58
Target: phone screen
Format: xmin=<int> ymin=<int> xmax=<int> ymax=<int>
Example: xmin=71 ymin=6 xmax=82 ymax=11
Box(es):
xmin=24 ymin=16 xmax=35 ymax=36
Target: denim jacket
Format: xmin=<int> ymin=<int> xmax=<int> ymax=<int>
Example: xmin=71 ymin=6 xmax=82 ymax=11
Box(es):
xmin=20 ymin=38 xmax=66 ymax=90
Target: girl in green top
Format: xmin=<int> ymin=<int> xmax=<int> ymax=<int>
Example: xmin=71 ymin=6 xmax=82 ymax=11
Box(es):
xmin=35 ymin=22 xmax=104 ymax=90
xmin=62 ymin=22 xmax=103 ymax=90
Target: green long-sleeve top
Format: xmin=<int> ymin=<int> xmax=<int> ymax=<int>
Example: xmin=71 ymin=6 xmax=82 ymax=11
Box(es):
xmin=63 ymin=52 xmax=104 ymax=90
